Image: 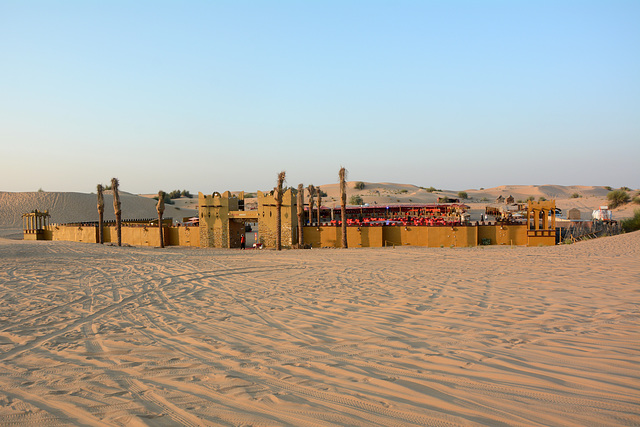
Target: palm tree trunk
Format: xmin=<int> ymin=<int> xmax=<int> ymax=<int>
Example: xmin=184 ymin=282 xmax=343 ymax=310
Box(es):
xmin=307 ymin=185 xmax=315 ymax=225
xmin=297 ymin=183 xmax=303 ymax=247
xmin=317 ymin=190 xmax=322 ymax=226
xmin=156 ymin=191 xmax=165 ymax=248
xmin=339 ymin=167 xmax=348 ymax=248
xmin=275 ymin=171 xmax=286 ymax=251
xmin=111 ymin=178 xmax=122 ymax=246
xmin=97 ymin=184 xmax=104 ymax=244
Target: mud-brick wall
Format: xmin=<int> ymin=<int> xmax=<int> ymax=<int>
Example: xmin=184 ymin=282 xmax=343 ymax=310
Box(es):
xmin=51 ymin=225 xmax=98 ymax=243
xmin=257 ymin=190 xmax=297 ymax=248
xmin=166 ymin=226 xmax=200 ymax=247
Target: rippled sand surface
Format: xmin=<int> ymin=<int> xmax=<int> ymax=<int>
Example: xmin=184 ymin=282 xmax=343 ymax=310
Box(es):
xmin=1 ymin=232 xmax=639 ymax=426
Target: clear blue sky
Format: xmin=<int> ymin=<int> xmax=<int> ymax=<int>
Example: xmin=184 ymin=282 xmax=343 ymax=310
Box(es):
xmin=2 ymin=1 xmax=638 ymax=193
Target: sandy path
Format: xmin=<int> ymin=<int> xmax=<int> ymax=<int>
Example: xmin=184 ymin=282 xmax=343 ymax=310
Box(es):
xmin=0 ymin=233 xmax=639 ymax=426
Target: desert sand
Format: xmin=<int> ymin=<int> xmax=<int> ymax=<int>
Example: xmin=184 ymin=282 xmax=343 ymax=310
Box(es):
xmin=0 ymin=230 xmax=639 ymax=426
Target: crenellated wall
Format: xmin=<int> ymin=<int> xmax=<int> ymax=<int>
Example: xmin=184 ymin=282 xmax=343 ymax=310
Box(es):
xmin=198 ymin=191 xmax=239 ymax=248
xmin=257 ymin=189 xmax=297 ymax=248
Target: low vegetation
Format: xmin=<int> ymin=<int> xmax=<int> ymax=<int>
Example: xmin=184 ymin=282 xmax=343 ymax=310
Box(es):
xmin=154 ymin=192 xmax=175 ymax=205
xmin=607 ymin=189 xmax=630 ymax=209
xmin=354 ymin=181 xmax=365 ymax=190
xmin=570 ymin=193 xmax=581 ymax=198
xmin=421 ymin=186 xmax=441 ymax=193
xmin=349 ymin=195 xmax=364 ymax=205
xmin=621 ymin=209 xmax=640 ymax=233
xmin=457 ymin=191 xmax=468 ymax=199
xmin=168 ymin=189 xmax=193 ymax=199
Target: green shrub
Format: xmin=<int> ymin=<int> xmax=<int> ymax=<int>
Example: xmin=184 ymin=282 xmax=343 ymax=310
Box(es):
xmin=604 ymin=186 xmax=613 ymax=191
xmin=539 ymin=196 xmax=547 ymax=201
xmin=154 ymin=192 xmax=175 ymax=205
xmin=526 ymin=196 xmax=535 ymax=202
xmin=621 ymin=209 xmax=640 ymax=233
xmin=481 ymin=197 xmax=489 ymax=202
xmin=633 ymin=196 xmax=640 ymax=205
xmin=457 ymin=191 xmax=468 ymax=199
xmin=349 ymin=195 xmax=364 ymax=205
xmin=570 ymin=193 xmax=581 ymax=198
xmin=607 ymin=189 xmax=630 ymax=208
xmin=354 ymin=181 xmax=365 ymax=190
xmin=424 ymin=186 xmax=438 ymax=193
xmin=620 ymin=186 xmax=631 ymax=191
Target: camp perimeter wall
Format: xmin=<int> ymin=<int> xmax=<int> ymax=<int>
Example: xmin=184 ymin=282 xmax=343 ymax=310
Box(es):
xmin=303 ymin=224 xmax=530 ymax=248
xmin=48 ymin=225 xmax=200 ymax=247
xmin=38 ymin=223 xmax=546 ymax=248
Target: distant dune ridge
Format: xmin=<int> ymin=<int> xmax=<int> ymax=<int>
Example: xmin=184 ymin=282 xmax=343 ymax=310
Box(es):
xmin=1 ymin=184 xmax=637 ymax=239
xmin=0 ymin=190 xmax=196 ymax=238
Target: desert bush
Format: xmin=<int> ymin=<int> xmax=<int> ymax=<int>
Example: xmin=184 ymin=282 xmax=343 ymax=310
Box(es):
xmin=570 ymin=193 xmax=581 ymax=198
xmin=354 ymin=181 xmax=365 ymax=190
xmin=181 ymin=190 xmax=193 ymax=198
xmin=633 ymin=196 xmax=640 ymax=205
xmin=526 ymin=196 xmax=535 ymax=202
xmin=457 ymin=191 xmax=468 ymax=199
xmin=604 ymin=186 xmax=612 ymax=191
xmin=620 ymin=186 xmax=631 ymax=191
xmin=539 ymin=196 xmax=547 ymax=201
xmin=400 ymin=189 xmax=408 ymax=193
xmin=349 ymin=195 xmax=364 ymax=205
xmin=481 ymin=197 xmax=489 ymax=202
xmin=154 ymin=192 xmax=174 ymax=205
xmin=607 ymin=189 xmax=630 ymax=208
xmin=423 ymin=186 xmax=439 ymax=193
xmin=621 ymin=209 xmax=640 ymax=233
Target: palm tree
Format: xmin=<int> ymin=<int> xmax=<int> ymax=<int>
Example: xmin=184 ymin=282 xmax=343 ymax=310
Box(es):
xmin=297 ymin=183 xmax=304 ymax=247
xmin=317 ymin=187 xmax=322 ymax=226
xmin=111 ymin=177 xmax=122 ymax=246
xmin=97 ymin=184 xmax=105 ymax=244
xmin=275 ymin=171 xmax=286 ymax=251
xmin=307 ymin=184 xmax=315 ymax=225
xmin=339 ymin=167 xmax=348 ymax=248
xmin=156 ymin=190 xmax=165 ymax=248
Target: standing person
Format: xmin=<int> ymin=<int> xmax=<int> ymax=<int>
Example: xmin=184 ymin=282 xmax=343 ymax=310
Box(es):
xmin=240 ymin=234 xmax=246 ymax=250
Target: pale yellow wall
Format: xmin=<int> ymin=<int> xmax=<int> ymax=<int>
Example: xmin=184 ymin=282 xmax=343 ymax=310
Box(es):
xmin=527 ymin=235 xmax=556 ymax=246
xmin=198 ymin=191 xmax=238 ymax=248
xmin=51 ymin=225 xmax=98 ymax=243
xmin=166 ymin=226 xmax=200 ymax=247
xmin=257 ymin=189 xmax=297 ymax=248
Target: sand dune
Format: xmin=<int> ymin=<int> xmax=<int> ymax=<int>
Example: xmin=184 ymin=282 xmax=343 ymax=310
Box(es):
xmin=0 ymin=231 xmax=638 ymax=425
xmin=0 ymin=191 xmax=196 ymax=239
